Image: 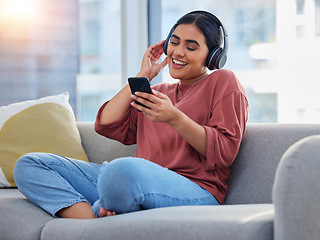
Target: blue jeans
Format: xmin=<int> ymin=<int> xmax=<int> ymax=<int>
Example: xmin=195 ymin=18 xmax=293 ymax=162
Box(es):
xmin=14 ymin=153 xmax=219 ymax=217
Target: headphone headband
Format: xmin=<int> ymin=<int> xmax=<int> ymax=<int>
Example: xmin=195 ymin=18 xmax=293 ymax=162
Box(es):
xmin=163 ymin=10 xmax=228 ymax=70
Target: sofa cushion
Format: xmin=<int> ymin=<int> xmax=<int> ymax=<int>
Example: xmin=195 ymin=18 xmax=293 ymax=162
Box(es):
xmin=0 ymin=195 xmax=54 ymax=240
xmin=0 ymin=188 xmax=24 ymax=199
xmin=41 ymin=204 xmax=274 ymax=240
xmin=0 ymin=92 xmax=88 ymax=187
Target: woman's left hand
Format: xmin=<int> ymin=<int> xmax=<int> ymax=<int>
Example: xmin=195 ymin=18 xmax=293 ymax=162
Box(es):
xmin=130 ymin=90 xmax=178 ymax=124
xmin=131 ymin=89 xmax=207 ymax=157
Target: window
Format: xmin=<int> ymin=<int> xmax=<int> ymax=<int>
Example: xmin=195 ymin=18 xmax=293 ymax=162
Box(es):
xmin=3 ymin=0 xmax=318 ymax=123
xmin=78 ymin=0 xmax=122 ymax=121
xmin=161 ymin=0 xmax=278 ymax=123
xmin=77 ymin=0 xmax=320 ymax=123
xmin=78 ymin=0 xmax=148 ymax=121
xmin=296 ymin=0 xmax=305 ymax=15
xmin=0 ymin=0 xmax=78 ymax=112
xmin=80 ymin=1 xmax=101 ymax=69
xmin=316 ymin=0 xmax=320 ymax=36
xmin=158 ymin=0 xmax=320 ymax=123
xmin=296 ymin=25 xmax=306 ymax=38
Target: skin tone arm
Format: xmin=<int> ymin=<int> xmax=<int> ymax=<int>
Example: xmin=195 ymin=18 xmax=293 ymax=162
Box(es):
xmin=99 ymin=40 xmax=168 ymax=124
xmin=56 ymin=42 xmax=167 ymax=219
xmin=58 ymin=26 xmax=210 ymax=219
xmin=100 ymin=40 xmax=207 ymax=156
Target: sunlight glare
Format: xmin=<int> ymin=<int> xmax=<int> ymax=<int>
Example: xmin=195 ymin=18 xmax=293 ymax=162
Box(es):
xmin=0 ymin=0 xmax=39 ymax=23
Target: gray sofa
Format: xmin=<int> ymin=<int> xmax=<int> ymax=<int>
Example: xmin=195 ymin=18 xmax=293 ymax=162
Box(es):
xmin=1 ymin=122 xmax=320 ymax=240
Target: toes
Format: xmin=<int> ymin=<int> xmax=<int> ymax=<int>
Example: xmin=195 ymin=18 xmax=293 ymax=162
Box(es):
xmin=99 ymin=207 xmax=108 ymax=217
xmin=99 ymin=207 xmax=117 ymax=217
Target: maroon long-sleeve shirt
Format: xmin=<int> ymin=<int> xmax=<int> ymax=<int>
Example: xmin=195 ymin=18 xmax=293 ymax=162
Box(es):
xmin=95 ymin=69 xmax=248 ymax=204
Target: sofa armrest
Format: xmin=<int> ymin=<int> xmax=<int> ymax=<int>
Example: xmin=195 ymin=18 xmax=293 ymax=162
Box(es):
xmin=273 ymin=135 xmax=320 ymax=240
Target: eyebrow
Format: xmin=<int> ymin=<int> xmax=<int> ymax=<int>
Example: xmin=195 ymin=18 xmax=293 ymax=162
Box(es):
xmin=171 ymin=34 xmax=200 ymax=46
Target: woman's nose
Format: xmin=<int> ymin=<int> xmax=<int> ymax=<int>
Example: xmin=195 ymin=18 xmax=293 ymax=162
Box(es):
xmin=173 ymin=45 xmax=185 ymax=57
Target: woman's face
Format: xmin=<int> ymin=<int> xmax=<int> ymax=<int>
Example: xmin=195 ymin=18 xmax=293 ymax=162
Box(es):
xmin=166 ymin=23 xmax=209 ymax=84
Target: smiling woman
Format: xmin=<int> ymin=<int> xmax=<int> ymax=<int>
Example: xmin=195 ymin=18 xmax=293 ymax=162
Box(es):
xmin=166 ymin=24 xmax=209 ymax=84
xmin=13 ymin=10 xmax=249 ymax=219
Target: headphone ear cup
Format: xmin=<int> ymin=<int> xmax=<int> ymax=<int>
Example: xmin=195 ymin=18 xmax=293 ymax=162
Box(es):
xmin=206 ymin=47 xmax=222 ymax=70
xmin=216 ymin=52 xmax=227 ymax=70
xmin=163 ymin=37 xmax=169 ymax=55
xmin=164 ymin=27 xmax=175 ymax=55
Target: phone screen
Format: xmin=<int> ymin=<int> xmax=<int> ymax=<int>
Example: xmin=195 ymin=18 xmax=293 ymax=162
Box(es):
xmin=128 ymin=77 xmax=152 ymax=109
xmin=128 ymin=77 xmax=152 ymax=94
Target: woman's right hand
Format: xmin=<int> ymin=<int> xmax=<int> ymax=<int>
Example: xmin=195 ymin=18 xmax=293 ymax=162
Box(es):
xmin=98 ymin=40 xmax=167 ymax=125
xmin=138 ymin=40 xmax=168 ymax=81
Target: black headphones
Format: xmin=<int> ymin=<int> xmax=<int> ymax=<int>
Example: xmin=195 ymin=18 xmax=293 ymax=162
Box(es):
xmin=163 ymin=11 xmax=228 ymax=70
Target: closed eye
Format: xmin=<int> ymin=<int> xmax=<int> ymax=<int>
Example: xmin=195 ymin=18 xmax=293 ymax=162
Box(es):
xmin=170 ymin=34 xmax=180 ymax=45
xmin=170 ymin=41 xmax=179 ymax=45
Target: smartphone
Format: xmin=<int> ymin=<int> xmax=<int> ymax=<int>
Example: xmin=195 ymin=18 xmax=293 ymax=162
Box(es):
xmin=128 ymin=77 xmax=152 ymax=94
xmin=128 ymin=77 xmax=153 ymax=109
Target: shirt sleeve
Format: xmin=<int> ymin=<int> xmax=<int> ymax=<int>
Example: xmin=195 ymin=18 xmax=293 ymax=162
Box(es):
xmin=203 ymin=91 xmax=248 ymax=170
xmin=94 ymin=101 xmax=138 ymax=145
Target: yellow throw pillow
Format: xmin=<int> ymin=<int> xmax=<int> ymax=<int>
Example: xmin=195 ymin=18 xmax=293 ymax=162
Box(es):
xmin=0 ymin=92 xmax=88 ymax=187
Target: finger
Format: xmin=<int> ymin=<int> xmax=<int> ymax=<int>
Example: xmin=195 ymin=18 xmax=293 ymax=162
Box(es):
xmin=131 ymin=101 xmax=151 ymax=113
xmin=134 ymin=92 xmax=162 ymax=106
xmin=134 ymin=91 xmax=153 ymax=100
xmin=152 ymin=40 xmax=165 ymax=51
xmin=134 ymin=96 xmax=153 ymax=109
xmin=151 ymin=90 xmax=169 ymax=100
xmin=150 ymin=49 xmax=164 ymax=62
xmin=149 ymin=41 xmax=164 ymax=55
xmin=130 ymin=93 xmax=151 ymax=106
xmin=160 ymin=57 xmax=168 ymax=69
xmin=150 ymin=41 xmax=165 ymax=58
xmin=146 ymin=40 xmax=165 ymax=64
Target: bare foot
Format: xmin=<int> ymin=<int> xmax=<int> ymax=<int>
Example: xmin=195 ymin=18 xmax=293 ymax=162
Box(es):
xmin=99 ymin=207 xmax=117 ymax=217
xmin=57 ymin=202 xmax=97 ymax=219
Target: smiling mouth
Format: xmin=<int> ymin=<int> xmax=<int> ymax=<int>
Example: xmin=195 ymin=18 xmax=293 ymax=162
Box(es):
xmin=172 ymin=58 xmax=188 ymax=66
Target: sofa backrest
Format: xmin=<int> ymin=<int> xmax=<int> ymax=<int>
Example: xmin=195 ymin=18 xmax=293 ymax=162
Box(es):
xmin=225 ymin=123 xmax=320 ymax=204
xmin=77 ymin=122 xmax=137 ymax=164
xmin=77 ymin=122 xmax=320 ymax=205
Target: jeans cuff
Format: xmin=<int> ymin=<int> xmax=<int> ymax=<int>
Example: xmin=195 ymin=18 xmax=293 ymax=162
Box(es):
xmin=92 ymin=199 xmax=102 ymax=217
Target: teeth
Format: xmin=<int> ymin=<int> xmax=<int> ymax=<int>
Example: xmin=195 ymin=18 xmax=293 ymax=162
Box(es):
xmin=173 ymin=59 xmax=187 ymax=66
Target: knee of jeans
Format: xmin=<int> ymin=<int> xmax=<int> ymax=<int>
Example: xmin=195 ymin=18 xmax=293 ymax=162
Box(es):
xmin=14 ymin=153 xmax=43 ymax=186
xmin=100 ymin=157 xmax=148 ymax=185
xmin=97 ymin=158 xmax=147 ymax=212
xmin=99 ymin=158 xmax=147 ymax=195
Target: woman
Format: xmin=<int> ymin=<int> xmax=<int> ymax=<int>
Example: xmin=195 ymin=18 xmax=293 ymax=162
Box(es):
xmin=14 ymin=10 xmax=248 ymax=219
